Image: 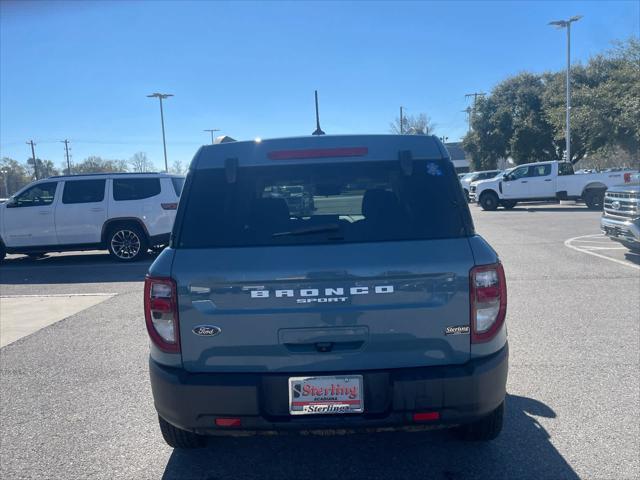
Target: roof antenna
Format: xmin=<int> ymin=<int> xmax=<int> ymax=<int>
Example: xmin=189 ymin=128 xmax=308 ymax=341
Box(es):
xmin=312 ymin=90 xmax=325 ymax=136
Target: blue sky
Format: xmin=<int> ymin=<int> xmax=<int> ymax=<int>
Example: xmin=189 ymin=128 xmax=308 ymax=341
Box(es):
xmin=1 ymin=0 xmax=638 ymax=170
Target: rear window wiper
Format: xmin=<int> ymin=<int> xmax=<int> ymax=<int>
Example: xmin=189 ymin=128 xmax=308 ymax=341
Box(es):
xmin=272 ymin=223 xmax=341 ymax=238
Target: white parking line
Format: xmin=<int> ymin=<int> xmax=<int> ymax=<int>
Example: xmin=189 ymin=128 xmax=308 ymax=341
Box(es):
xmin=565 ymin=234 xmax=640 ymax=270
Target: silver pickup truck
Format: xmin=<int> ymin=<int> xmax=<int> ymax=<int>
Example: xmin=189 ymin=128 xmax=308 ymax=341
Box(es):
xmin=601 ymin=174 xmax=640 ymax=252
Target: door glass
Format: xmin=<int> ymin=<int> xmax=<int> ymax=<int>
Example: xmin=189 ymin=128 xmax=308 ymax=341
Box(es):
xmin=531 ymin=165 xmax=551 ymax=177
xmin=62 ymin=179 xmax=106 ymax=204
xmin=509 ymin=167 xmax=530 ymax=180
xmin=11 ymin=182 xmax=58 ymax=207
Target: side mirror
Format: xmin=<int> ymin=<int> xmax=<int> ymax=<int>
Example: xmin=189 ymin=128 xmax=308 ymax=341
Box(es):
xmin=5 ymin=198 xmax=17 ymax=208
xmin=502 ymin=174 xmax=510 ymax=181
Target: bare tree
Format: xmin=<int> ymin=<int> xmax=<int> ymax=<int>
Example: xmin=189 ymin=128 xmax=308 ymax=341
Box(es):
xmin=390 ymin=113 xmax=435 ymax=135
xmin=129 ymin=152 xmax=155 ymax=172
xmin=170 ymin=159 xmax=186 ymax=174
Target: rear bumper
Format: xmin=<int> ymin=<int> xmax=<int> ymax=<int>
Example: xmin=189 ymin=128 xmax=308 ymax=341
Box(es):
xmin=150 ymin=344 xmax=508 ymax=435
xmin=600 ymin=216 xmax=640 ymax=245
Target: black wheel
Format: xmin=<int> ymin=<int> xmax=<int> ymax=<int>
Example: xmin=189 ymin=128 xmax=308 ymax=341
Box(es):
xmin=463 ymin=189 xmax=470 ymax=203
xmin=107 ymin=224 xmax=148 ymax=262
xmin=158 ymin=416 xmax=206 ymax=449
xmin=583 ymin=190 xmax=604 ymax=210
xmin=479 ymin=191 xmax=499 ymax=211
xmin=454 ymin=401 xmax=504 ymax=441
xmin=501 ymin=200 xmax=517 ymax=210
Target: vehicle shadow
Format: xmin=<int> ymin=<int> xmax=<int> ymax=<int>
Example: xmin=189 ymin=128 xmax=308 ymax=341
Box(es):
xmin=161 ymin=394 xmax=579 ymax=480
xmin=624 ymin=250 xmax=640 ymax=265
xmin=0 ymin=251 xmax=155 ymax=285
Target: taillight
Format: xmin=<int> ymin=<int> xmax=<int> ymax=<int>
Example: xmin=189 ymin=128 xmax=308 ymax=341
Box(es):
xmin=470 ymin=263 xmax=507 ymax=343
xmin=144 ymin=276 xmax=180 ymax=353
xmin=161 ymin=202 xmax=178 ymax=210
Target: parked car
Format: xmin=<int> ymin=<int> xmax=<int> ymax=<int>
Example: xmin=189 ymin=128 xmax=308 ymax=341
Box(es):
xmin=471 ymin=161 xmax=636 ymax=211
xmin=601 ymin=174 xmax=640 ymax=253
xmin=0 ymin=172 xmax=185 ymax=262
xmin=145 ymin=134 xmax=508 ymax=448
xmin=459 ymin=170 xmax=502 ymax=202
xmin=270 ymin=184 xmax=315 ymax=216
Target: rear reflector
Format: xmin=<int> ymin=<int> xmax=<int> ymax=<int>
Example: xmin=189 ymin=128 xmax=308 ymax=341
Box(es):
xmin=268 ymin=147 xmax=368 ymax=160
xmin=161 ymin=203 xmax=178 ymax=210
xmin=413 ymin=412 xmax=440 ymax=422
xmin=215 ymin=418 xmax=241 ymax=427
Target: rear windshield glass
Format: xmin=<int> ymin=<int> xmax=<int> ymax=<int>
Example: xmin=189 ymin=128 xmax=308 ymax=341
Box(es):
xmin=177 ymin=160 xmax=467 ymax=248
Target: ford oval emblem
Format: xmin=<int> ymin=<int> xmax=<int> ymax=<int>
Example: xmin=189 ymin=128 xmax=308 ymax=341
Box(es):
xmin=192 ymin=325 xmax=222 ymax=337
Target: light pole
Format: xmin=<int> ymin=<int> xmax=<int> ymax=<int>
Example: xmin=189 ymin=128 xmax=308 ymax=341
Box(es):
xmin=147 ymin=93 xmax=173 ymax=172
xmin=1 ymin=168 xmax=9 ymax=197
xmin=203 ymin=129 xmax=220 ymax=144
xmin=549 ymin=15 xmax=582 ymax=163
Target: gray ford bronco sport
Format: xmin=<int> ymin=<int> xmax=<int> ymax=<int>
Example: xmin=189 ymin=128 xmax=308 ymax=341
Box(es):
xmin=145 ymin=134 xmax=508 ymax=448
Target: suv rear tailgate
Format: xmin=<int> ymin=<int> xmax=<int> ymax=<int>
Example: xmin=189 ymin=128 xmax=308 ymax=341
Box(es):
xmin=173 ymin=239 xmax=473 ymax=373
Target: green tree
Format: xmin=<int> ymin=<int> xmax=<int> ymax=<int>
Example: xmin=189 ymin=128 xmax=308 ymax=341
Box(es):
xmin=27 ymin=158 xmax=60 ymax=179
xmin=465 ymin=38 xmax=639 ymax=168
xmin=0 ymin=157 xmax=30 ymax=197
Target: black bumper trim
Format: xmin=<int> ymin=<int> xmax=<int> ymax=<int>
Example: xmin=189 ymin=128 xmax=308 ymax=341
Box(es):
xmin=150 ymin=344 xmax=508 ymax=434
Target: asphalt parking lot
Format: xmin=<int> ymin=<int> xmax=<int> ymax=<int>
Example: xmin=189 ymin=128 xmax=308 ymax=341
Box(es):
xmin=1 ymin=203 xmax=638 ymax=480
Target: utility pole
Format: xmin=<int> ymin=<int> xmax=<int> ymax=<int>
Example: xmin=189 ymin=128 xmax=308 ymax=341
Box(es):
xmin=61 ymin=139 xmax=71 ymax=174
xmin=399 ymin=106 xmax=404 ymax=134
xmin=147 ymin=92 xmax=174 ymax=172
xmin=462 ymin=107 xmax=473 ymax=133
xmin=464 ymin=93 xmax=485 ymax=133
xmin=203 ymin=129 xmax=220 ymax=144
xmin=26 ymin=140 xmax=38 ymax=179
xmin=465 ymin=92 xmax=486 ymax=108
xmin=549 ymin=15 xmax=582 ymax=163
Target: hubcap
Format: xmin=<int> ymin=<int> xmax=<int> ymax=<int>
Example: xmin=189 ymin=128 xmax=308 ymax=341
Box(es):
xmin=111 ymin=230 xmax=141 ymax=259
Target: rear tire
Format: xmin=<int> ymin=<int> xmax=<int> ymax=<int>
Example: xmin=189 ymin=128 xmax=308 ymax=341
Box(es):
xmin=454 ymin=401 xmax=504 ymax=441
xmin=501 ymin=200 xmax=517 ymax=210
xmin=158 ymin=416 xmax=206 ymax=449
xmin=583 ymin=190 xmax=605 ymax=210
xmin=107 ymin=224 xmax=148 ymax=262
xmin=479 ymin=191 xmax=499 ymax=211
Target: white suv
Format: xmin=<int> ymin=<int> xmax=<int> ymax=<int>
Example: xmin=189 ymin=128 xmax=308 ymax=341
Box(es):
xmin=0 ymin=172 xmax=184 ymax=262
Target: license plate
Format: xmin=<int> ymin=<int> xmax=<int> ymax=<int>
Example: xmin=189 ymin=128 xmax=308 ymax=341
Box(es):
xmin=288 ymin=375 xmax=364 ymax=415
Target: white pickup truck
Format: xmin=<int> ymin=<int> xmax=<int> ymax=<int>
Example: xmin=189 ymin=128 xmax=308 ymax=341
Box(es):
xmin=471 ymin=161 xmax=637 ymax=211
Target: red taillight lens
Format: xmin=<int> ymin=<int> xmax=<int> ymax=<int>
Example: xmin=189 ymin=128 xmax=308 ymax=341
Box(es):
xmin=413 ymin=412 xmax=440 ymax=422
xmin=267 ymin=147 xmax=368 ymax=160
xmin=624 ymin=172 xmax=631 ymax=183
xmin=144 ymin=276 xmax=180 ymax=353
xmin=215 ymin=418 xmax=241 ymax=427
xmin=470 ymin=263 xmax=507 ymax=343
